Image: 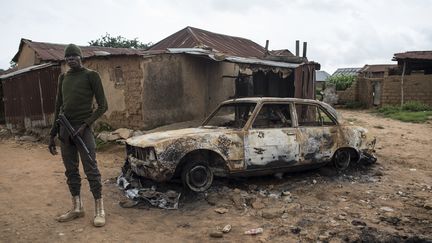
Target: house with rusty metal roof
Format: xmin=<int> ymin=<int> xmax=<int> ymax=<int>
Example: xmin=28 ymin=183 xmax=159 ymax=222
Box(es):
xmin=11 ymin=38 xmax=146 ymax=69
xmin=392 ymin=51 xmax=432 ymax=75
xmin=1 ymin=26 xmax=319 ymax=132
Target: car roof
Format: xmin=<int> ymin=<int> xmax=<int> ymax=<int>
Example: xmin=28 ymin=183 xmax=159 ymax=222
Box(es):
xmin=221 ymin=97 xmax=340 ymax=120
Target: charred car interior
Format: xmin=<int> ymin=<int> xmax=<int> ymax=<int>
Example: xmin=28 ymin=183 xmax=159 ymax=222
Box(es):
xmin=121 ymin=98 xmax=377 ymax=192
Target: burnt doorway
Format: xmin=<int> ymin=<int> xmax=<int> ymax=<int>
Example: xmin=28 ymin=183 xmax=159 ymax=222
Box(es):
xmin=235 ymin=70 xmax=295 ymax=98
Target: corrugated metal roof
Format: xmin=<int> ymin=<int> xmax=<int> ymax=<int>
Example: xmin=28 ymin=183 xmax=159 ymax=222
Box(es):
xmin=332 ymin=67 xmax=362 ymax=76
xmin=148 ymin=26 xmax=267 ymax=58
xmin=315 ymin=70 xmax=330 ymax=81
xmin=12 ymin=39 xmax=147 ymax=62
xmin=167 ymin=48 xmax=301 ymax=68
xmin=393 ymin=51 xmax=432 ymax=61
xmin=360 ymin=64 xmax=397 ymax=73
xmin=0 ymin=63 xmax=57 ymax=79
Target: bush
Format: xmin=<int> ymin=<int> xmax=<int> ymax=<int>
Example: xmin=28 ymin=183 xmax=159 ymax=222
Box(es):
xmin=327 ymin=74 xmax=356 ymax=91
xmin=401 ymin=101 xmax=432 ymax=112
xmin=377 ymin=105 xmax=400 ymax=115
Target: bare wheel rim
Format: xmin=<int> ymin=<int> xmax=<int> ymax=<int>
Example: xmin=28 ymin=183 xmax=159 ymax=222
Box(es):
xmin=334 ymin=150 xmax=350 ymax=170
xmin=188 ymin=165 xmax=211 ymax=188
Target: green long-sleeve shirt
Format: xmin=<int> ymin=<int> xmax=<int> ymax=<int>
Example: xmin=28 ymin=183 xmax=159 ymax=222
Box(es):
xmin=50 ymin=67 xmax=108 ymax=136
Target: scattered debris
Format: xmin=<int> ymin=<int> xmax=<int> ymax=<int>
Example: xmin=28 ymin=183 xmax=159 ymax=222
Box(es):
xmin=117 ymin=172 xmax=181 ymax=210
xmin=18 ymin=135 xmax=38 ymax=142
xmin=209 ymin=231 xmax=223 ymax=238
xmin=244 ymin=228 xmax=263 ymax=235
xmin=214 ymin=208 xmax=229 ymax=214
xmin=222 ymin=224 xmax=232 ymax=233
xmin=380 ymin=206 xmax=394 ymax=212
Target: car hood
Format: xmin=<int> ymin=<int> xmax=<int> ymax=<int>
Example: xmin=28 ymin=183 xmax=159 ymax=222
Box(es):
xmin=126 ymin=127 xmax=236 ymax=148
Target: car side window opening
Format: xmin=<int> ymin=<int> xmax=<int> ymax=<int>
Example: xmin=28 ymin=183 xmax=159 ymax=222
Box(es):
xmin=252 ymin=104 xmax=292 ymax=129
xmin=295 ymin=104 xmax=336 ymax=127
xmin=204 ymin=103 xmax=256 ymax=128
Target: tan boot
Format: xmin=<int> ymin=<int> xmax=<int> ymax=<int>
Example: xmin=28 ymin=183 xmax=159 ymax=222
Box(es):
xmin=56 ymin=195 xmax=85 ymax=222
xmin=93 ymin=198 xmax=105 ymax=227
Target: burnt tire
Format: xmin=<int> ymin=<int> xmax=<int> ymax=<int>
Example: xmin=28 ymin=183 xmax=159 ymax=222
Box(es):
xmin=181 ymin=161 xmax=213 ymax=192
xmin=333 ymin=149 xmax=351 ymax=171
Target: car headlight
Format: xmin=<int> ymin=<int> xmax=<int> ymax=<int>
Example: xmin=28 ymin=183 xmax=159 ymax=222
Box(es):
xmin=126 ymin=144 xmax=157 ymax=161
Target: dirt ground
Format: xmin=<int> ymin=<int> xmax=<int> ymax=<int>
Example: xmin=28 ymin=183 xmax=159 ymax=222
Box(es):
xmin=0 ymin=109 xmax=431 ymax=243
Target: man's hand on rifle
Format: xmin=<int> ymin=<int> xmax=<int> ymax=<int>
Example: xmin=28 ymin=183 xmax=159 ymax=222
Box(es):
xmin=48 ymin=135 xmax=58 ymax=155
xmin=73 ymin=123 xmax=87 ymax=137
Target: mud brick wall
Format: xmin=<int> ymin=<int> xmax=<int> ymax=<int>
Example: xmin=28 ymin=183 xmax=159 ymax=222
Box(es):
xmin=83 ymin=56 xmax=144 ymax=129
xmin=336 ymin=80 xmax=358 ymax=104
xmin=68 ymin=54 xmax=236 ymax=130
xmin=381 ymin=73 xmax=432 ymax=106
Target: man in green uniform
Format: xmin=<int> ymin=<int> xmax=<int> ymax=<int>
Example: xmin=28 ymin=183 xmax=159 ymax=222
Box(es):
xmin=48 ymin=44 xmax=108 ymax=227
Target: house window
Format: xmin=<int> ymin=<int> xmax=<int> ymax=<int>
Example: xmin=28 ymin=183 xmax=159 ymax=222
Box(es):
xmin=114 ymin=66 xmax=124 ymax=87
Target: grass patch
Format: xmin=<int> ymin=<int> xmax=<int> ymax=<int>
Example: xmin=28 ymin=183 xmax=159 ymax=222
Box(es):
xmin=376 ymin=101 xmax=432 ymax=123
xmin=386 ymin=111 xmax=432 ymax=123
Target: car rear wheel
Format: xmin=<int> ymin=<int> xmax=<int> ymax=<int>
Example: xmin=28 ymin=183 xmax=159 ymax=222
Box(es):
xmin=333 ymin=149 xmax=351 ymax=171
xmin=181 ymin=161 xmax=213 ymax=192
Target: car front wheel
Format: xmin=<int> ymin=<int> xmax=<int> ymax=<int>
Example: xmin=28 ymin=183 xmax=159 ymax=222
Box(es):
xmin=181 ymin=161 xmax=214 ymax=192
xmin=333 ymin=149 xmax=351 ymax=171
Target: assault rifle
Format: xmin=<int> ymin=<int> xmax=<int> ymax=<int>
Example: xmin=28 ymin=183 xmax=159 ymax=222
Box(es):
xmin=57 ymin=114 xmax=94 ymax=162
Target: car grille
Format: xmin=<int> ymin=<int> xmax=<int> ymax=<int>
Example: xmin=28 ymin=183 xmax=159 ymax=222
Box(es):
xmin=126 ymin=144 xmax=155 ymax=161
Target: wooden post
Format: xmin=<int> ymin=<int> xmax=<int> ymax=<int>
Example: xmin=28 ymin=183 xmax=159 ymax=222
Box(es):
xmin=401 ymin=61 xmax=406 ymax=106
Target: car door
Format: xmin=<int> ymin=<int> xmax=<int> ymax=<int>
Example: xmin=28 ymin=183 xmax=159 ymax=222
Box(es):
xmin=244 ymin=103 xmax=300 ymax=169
xmin=294 ymin=103 xmax=338 ymax=164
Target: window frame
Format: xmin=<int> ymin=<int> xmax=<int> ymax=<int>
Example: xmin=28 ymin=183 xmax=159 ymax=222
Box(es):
xmin=248 ymin=102 xmax=296 ymax=130
xmin=293 ymin=102 xmax=338 ymax=127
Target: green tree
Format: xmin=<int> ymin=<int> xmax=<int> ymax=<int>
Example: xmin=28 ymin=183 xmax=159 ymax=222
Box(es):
xmin=89 ymin=33 xmax=152 ymax=49
xmin=326 ymin=74 xmax=356 ymax=91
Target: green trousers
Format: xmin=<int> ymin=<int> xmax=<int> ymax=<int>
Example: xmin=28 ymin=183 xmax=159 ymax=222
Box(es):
xmin=59 ymin=125 xmax=102 ymax=199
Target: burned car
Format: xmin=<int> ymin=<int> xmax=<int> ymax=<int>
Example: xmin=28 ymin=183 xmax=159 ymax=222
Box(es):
xmin=124 ymin=98 xmax=376 ymax=192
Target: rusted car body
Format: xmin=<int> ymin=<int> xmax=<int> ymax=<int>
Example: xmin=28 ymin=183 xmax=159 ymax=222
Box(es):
xmin=125 ymin=98 xmax=376 ymax=191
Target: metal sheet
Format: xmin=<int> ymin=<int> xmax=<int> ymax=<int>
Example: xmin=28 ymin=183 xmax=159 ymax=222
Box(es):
xmin=149 ymin=27 xmax=267 ymax=58
xmin=2 ymin=65 xmax=60 ymax=129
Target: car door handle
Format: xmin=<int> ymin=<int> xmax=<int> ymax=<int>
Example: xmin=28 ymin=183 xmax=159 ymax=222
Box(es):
xmin=286 ymin=133 xmax=296 ymax=136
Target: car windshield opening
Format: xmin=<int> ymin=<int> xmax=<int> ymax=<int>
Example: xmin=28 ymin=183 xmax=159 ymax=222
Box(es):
xmin=203 ymin=103 xmax=256 ymax=129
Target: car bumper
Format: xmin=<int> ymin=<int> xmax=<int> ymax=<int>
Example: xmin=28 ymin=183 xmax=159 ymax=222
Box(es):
xmin=128 ymin=155 xmax=176 ymax=182
xmin=360 ymin=150 xmax=377 ymax=164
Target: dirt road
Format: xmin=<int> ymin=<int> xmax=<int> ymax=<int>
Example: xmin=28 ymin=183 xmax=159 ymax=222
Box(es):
xmin=0 ymin=110 xmax=431 ymax=242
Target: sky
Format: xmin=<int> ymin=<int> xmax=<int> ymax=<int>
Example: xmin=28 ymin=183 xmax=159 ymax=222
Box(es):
xmin=1 ymin=0 xmax=431 ymax=73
